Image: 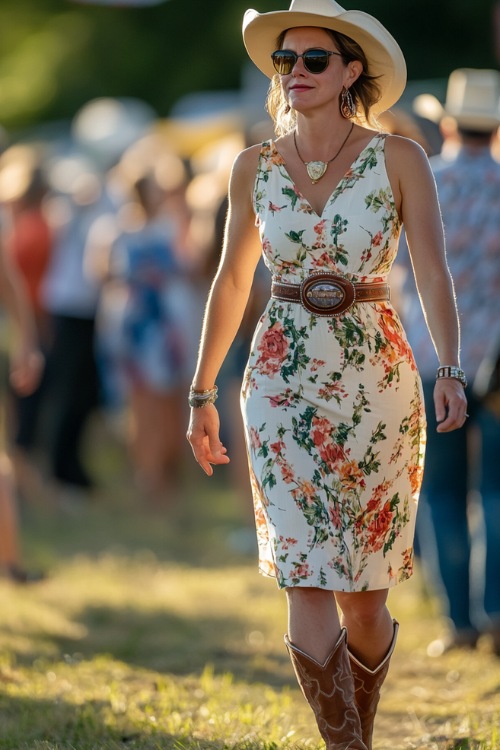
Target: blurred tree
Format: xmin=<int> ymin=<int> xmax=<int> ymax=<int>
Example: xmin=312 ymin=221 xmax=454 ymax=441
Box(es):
xmin=0 ymin=0 xmax=497 ymax=134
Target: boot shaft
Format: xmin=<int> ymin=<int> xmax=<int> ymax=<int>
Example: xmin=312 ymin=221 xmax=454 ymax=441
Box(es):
xmin=285 ymin=628 xmax=368 ymax=750
xmin=348 ymin=620 xmax=399 ymax=750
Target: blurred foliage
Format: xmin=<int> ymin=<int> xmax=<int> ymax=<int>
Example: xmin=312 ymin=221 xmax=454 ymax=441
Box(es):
xmin=0 ymin=0 xmax=498 ymax=134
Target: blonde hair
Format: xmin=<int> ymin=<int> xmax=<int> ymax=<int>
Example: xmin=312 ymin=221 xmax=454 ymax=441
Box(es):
xmin=266 ymin=28 xmax=382 ymax=136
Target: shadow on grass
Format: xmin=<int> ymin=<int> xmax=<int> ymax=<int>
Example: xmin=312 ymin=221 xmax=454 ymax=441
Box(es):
xmin=8 ymin=603 xmax=292 ymax=688
xmin=21 ymin=474 xmax=257 ymax=571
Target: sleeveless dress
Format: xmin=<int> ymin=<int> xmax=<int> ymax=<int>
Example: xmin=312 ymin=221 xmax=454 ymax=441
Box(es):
xmin=240 ymin=133 xmax=426 ymax=592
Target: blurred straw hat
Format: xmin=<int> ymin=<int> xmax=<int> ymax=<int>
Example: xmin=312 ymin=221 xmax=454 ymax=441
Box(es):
xmin=413 ymin=68 xmax=500 ymax=132
xmin=242 ymin=0 xmax=407 ymax=115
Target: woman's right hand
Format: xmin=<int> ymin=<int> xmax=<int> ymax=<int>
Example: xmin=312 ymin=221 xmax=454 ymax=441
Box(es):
xmin=186 ymin=405 xmax=230 ymax=476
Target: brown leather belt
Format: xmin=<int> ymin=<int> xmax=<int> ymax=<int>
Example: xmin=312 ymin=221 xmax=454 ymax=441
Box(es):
xmin=271 ymin=273 xmax=390 ymax=316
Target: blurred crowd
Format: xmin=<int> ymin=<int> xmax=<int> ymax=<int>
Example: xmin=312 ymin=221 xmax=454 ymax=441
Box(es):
xmin=0 ymin=74 xmax=499 ymax=659
xmin=0 ymin=97 xmax=267 ymax=510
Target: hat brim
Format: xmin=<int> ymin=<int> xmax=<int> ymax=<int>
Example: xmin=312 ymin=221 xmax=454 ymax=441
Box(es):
xmin=243 ymin=8 xmax=407 ymax=115
xmin=446 ymin=109 xmax=500 ymax=132
xmin=413 ymin=94 xmax=500 ymax=132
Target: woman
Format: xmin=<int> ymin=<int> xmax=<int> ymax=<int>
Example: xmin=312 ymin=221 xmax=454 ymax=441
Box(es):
xmin=187 ymin=1 xmax=467 ymax=747
xmin=0 ymin=229 xmax=44 ymax=582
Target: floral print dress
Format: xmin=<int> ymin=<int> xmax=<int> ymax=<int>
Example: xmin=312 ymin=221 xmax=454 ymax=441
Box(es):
xmin=241 ymin=133 xmax=426 ymax=592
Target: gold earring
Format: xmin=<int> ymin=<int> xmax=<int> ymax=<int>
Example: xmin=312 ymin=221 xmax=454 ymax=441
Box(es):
xmin=340 ymin=86 xmax=356 ymax=119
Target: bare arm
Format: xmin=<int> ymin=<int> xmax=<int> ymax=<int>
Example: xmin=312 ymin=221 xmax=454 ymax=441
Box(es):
xmin=387 ymin=135 xmax=467 ymax=432
xmin=187 ymin=145 xmax=263 ymax=474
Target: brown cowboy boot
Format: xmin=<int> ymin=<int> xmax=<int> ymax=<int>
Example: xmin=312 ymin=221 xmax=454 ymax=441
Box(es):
xmin=347 ymin=620 xmax=399 ymax=750
xmin=285 ymin=628 xmax=368 ymax=750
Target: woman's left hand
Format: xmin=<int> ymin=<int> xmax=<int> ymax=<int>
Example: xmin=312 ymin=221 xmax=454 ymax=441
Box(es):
xmin=433 ymin=378 xmax=468 ymax=432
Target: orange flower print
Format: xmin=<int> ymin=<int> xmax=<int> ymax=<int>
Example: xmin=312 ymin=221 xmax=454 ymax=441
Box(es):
xmin=278 ymin=535 xmax=298 ymax=550
xmin=408 ymin=462 xmax=424 ymax=496
xmin=311 ymin=415 xmax=334 ymax=446
xmin=270 ymin=440 xmax=285 ymax=454
xmin=319 ymin=441 xmax=345 ymax=472
xmin=292 ymin=479 xmax=318 ymax=507
xmin=378 ymin=307 xmax=414 ymax=362
xmin=313 ymin=219 xmax=327 ymax=247
xmin=338 ymin=459 xmax=365 ymax=492
xmin=281 ymin=462 xmax=295 ymax=484
xmin=366 ymin=500 xmax=393 ymax=552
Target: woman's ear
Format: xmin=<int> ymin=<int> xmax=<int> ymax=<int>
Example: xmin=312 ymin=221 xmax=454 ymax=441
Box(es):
xmin=344 ymin=60 xmax=363 ymax=88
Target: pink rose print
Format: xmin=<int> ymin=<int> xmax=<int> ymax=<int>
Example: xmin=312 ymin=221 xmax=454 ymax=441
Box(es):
xmin=256 ymin=322 xmax=289 ymax=377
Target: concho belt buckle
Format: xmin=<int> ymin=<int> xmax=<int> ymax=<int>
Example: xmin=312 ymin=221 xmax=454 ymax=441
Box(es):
xmin=300 ymin=273 xmax=355 ymax=316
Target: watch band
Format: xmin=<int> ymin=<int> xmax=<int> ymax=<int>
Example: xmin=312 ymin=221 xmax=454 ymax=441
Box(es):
xmin=436 ymin=365 xmax=467 ymax=388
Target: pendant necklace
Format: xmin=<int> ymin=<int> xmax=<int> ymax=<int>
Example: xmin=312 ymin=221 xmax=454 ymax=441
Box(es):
xmin=294 ymin=122 xmax=354 ymax=184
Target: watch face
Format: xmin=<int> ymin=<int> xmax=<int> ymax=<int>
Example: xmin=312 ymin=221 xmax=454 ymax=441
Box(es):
xmin=437 ymin=366 xmax=467 ymax=387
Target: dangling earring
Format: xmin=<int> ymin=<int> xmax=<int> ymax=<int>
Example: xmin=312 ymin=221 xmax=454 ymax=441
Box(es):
xmin=340 ymin=86 xmax=356 ymax=119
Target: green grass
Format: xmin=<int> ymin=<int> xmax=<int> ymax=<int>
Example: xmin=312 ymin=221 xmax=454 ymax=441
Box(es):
xmin=1 ymin=420 xmax=499 ymax=749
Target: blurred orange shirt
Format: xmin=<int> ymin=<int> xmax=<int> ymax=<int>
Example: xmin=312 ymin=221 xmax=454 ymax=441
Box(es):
xmin=5 ymin=208 xmax=52 ymax=315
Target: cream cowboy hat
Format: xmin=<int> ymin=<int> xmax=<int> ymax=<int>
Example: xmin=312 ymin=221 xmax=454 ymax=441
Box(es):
xmin=413 ymin=68 xmax=500 ymax=132
xmin=242 ymin=0 xmax=407 ymax=115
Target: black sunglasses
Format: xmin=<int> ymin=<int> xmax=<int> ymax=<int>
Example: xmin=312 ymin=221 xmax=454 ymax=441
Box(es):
xmin=271 ymin=48 xmax=342 ymax=75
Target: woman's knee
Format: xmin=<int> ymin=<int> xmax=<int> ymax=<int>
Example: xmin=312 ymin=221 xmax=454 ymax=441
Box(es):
xmin=335 ymin=589 xmax=389 ymax=625
xmin=286 ymin=586 xmax=335 ymax=612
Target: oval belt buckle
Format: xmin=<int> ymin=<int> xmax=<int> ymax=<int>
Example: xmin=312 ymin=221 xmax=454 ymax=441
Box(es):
xmin=300 ymin=273 xmax=356 ymax=316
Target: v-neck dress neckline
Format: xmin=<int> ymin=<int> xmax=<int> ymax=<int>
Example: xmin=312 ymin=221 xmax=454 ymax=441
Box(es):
xmin=272 ymin=132 xmax=383 ymax=219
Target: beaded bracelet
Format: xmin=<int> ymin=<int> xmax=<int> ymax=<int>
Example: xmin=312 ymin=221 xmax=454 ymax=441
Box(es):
xmin=188 ymin=385 xmax=218 ymax=408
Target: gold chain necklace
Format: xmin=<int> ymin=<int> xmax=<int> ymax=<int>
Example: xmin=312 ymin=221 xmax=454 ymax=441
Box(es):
xmin=293 ymin=122 xmax=354 ymax=184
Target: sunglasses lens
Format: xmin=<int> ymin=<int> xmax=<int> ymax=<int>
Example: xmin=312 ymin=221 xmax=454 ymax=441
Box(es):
xmin=303 ymin=50 xmax=330 ymax=73
xmin=271 ymin=49 xmax=332 ymax=75
xmin=272 ymin=51 xmax=296 ymax=75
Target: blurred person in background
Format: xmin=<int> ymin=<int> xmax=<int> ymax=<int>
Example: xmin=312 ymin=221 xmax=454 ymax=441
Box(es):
xmin=187 ymin=1 xmax=467 ymax=747
xmin=86 ymin=138 xmax=196 ymax=508
xmin=399 ymin=68 xmax=500 ymax=657
xmin=0 ymin=145 xmax=53 ymax=499
xmin=0 ymin=223 xmax=44 ymax=582
xmin=40 ymin=154 xmax=115 ymax=497
xmin=37 ymin=98 xmax=156 ymax=501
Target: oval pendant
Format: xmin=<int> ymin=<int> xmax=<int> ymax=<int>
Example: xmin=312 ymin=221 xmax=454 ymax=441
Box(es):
xmin=306 ymin=160 xmax=327 ymax=183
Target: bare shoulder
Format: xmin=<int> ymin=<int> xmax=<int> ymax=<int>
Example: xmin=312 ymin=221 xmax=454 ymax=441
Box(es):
xmin=384 ymin=134 xmax=436 ymax=200
xmin=384 ymin=134 xmax=431 ymax=172
xmin=231 ymin=143 xmax=262 ymax=181
xmin=228 ymin=143 xmax=262 ymax=203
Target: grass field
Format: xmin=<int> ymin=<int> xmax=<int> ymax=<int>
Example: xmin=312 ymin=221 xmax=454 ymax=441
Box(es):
xmin=1 ymin=418 xmax=499 ymax=750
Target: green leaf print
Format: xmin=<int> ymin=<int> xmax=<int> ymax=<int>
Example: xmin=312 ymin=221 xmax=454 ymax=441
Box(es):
xmin=365 ymin=188 xmax=387 ymax=212
xmin=282 ymin=187 xmax=301 ymax=210
xmin=285 ymin=229 xmax=306 ymax=244
xmin=281 ymin=342 xmax=309 ymax=383
xmin=333 ymin=316 xmax=367 ymax=350
xmin=358 ymin=446 xmax=381 ymax=476
xmin=330 ymin=215 xmax=349 ymax=266
xmin=261 ymin=458 xmax=277 ymax=490
xmin=352 ymin=385 xmax=370 ymax=426
xmin=370 ymin=422 xmax=387 ymax=444
xmin=358 ymin=147 xmax=379 ymax=174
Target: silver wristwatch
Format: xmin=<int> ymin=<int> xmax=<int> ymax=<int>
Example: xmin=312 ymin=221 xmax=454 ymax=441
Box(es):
xmin=436 ymin=365 xmax=467 ymax=388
